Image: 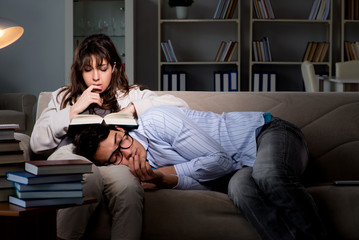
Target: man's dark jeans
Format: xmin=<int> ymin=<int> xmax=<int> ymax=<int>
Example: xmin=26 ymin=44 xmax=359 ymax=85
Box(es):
xmin=228 ymin=117 xmax=327 ymax=240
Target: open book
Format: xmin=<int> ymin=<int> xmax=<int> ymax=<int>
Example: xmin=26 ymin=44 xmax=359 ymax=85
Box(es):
xmin=68 ymin=112 xmax=138 ymax=136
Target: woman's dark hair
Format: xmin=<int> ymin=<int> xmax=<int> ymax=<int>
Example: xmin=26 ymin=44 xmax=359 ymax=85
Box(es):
xmin=58 ymin=34 xmax=135 ymax=112
xmin=73 ymin=124 xmax=110 ymax=165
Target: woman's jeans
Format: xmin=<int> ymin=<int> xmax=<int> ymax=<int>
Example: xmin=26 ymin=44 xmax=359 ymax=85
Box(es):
xmin=228 ymin=117 xmax=327 ymax=240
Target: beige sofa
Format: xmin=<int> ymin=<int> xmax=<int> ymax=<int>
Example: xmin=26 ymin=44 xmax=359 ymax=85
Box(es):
xmin=30 ymin=91 xmax=359 ymax=240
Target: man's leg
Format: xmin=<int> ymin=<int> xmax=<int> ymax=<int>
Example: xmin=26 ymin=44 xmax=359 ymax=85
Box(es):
xmin=228 ymin=167 xmax=295 ymax=240
xmin=252 ymin=118 xmax=326 ymax=239
xmin=99 ymin=165 xmax=144 ymax=240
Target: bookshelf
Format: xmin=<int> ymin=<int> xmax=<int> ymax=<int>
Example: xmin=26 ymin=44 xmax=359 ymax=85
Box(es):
xmin=249 ymin=0 xmax=333 ymax=91
xmin=158 ymin=0 xmax=241 ymax=91
xmin=341 ymin=0 xmax=359 ymax=61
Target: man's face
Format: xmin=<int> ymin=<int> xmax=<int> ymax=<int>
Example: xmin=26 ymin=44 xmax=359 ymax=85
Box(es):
xmin=94 ymin=129 xmax=146 ymax=166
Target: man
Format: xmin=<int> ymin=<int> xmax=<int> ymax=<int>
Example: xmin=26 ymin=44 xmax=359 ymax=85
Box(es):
xmin=74 ymin=105 xmax=327 ymax=240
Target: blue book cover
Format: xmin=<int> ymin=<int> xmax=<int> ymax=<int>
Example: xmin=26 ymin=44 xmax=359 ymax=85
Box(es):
xmin=14 ymin=181 xmax=82 ymax=192
xmin=6 ymin=171 xmax=83 ymax=185
xmin=9 ymin=195 xmax=84 ymax=208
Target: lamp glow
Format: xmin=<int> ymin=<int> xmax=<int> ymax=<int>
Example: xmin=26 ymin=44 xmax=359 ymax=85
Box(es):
xmin=0 ymin=17 xmax=24 ymax=49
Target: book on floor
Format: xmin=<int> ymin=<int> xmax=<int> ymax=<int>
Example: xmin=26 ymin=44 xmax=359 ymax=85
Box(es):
xmin=68 ymin=112 xmax=138 ymax=136
xmin=14 ymin=181 xmax=82 ymax=192
xmin=6 ymin=171 xmax=83 ymax=185
xmin=15 ymin=188 xmax=83 ymax=199
xmin=9 ymin=195 xmax=84 ymax=208
xmin=25 ymin=159 xmax=92 ymax=175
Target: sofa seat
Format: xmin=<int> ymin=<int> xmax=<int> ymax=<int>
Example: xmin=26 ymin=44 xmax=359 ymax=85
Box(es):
xmin=307 ymin=185 xmax=359 ymax=240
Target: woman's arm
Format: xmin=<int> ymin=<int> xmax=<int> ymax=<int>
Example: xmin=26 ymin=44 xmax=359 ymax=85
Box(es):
xmin=30 ymin=89 xmax=71 ymax=153
xmin=118 ymin=88 xmax=189 ymax=117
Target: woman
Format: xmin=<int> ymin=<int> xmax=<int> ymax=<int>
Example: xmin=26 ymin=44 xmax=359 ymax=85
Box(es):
xmin=30 ymin=34 xmax=188 ymax=240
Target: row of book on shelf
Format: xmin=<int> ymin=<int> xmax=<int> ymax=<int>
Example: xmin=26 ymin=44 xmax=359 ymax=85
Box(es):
xmin=344 ymin=41 xmax=359 ymax=61
xmin=215 ymin=40 xmax=238 ymax=62
xmin=302 ymin=41 xmax=329 ymax=62
xmin=213 ymin=0 xmax=238 ymax=19
xmin=308 ymin=0 xmax=331 ymax=20
xmin=161 ymin=39 xmax=177 ymax=62
xmin=252 ymin=37 xmax=272 ymax=62
xmin=345 ymin=0 xmax=359 ymax=20
xmin=162 ymin=72 xmax=186 ymax=91
xmin=253 ymin=0 xmax=330 ymax=20
xmin=252 ymin=72 xmax=277 ymax=92
xmin=214 ymin=70 xmax=238 ymax=92
xmin=252 ymin=0 xmax=275 ymax=19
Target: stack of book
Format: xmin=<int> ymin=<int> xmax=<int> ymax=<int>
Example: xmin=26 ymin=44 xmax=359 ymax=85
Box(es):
xmin=214 ymin=70 xmax=238 ymax=92
xmin=308 ymin=0 xmax=331 ymax=20
xmin=252 ymin=72 xmax=277 ymax=92
xmin=162 ymin=72 xmax=186 ymax=91
xmin=344 ymin=41 xmax=359 ymax=61
xmin=345 ymin=0 xmax=359 ymax=20
xmin=252 ymin=0 xmax=275 ymax=19
xmin=6 ymin=159 xmax=92 ymax=208
xmin=302 ymin=41 xmax=329 ymax=62
xmin=213 ymin=0 xmax=238 ymax=19
xmin=161 ymin=40 xmax=177 ymax=62
xmin=0 ymin=124 xmax=24 ymax=202
xmin=252 ymin=37 xmax=272 ymax=62
xmin=215 ymin=40 xmax=238 ymax=62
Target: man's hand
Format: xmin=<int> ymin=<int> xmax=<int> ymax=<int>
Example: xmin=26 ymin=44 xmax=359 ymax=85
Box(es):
xmin=128 ymin=154 xmax=178 ymax=189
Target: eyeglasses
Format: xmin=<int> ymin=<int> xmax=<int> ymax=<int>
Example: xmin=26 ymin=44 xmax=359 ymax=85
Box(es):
xmin=104 ymin=131 xmax=134 ymax=166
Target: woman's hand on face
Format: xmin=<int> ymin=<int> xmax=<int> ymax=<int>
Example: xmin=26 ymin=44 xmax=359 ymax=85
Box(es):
xmin=70 ymin=85 xmax=103 ymax=120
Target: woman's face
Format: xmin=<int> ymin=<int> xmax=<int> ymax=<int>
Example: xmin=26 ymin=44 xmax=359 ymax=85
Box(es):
xmin=82 ymin=55 xmax=114 ymax=93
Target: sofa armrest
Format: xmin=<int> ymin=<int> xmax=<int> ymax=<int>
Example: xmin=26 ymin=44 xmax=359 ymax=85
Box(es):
xmin=0 ymin=93 xmax=36 ymax=135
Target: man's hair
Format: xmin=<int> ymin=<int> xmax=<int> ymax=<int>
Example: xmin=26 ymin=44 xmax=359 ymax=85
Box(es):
xmin=73 ymin=124 xmax=110 ymax=165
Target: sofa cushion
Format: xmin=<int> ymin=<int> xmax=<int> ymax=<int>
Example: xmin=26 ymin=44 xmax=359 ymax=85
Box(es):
xmin=142 ymin=189 xmax=260 ymax=240
xmin=307 ymin=185 xmax=359 ymax=240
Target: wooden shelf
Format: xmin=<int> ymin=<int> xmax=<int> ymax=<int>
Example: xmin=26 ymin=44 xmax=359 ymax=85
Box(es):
xmin=249 ymin=0 xmax=333 ymax=91
xmin=158 ymin=0 xmax=241 ymax=91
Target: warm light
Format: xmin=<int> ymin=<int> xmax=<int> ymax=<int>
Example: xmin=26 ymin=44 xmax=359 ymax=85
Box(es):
xmin=0 ymin=17 xmax=24 ymax=49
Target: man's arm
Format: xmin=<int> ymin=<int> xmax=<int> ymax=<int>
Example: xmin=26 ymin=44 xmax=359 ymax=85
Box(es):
xmin=134 ymin=106 xmax=233 ymax=190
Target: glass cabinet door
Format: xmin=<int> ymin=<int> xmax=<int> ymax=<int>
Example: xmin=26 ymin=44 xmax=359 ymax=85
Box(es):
xmin=71 ymin=0 xmax=134 ymax=84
